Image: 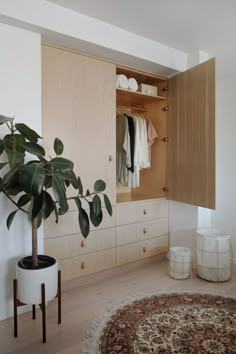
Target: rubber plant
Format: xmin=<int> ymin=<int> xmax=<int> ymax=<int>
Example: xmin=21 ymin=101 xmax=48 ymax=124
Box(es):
xmin=0 ymin=115 xmax=112 ymax=268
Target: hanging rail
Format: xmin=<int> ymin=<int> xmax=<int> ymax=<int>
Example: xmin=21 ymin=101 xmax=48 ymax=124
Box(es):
xmin=116 ymin=104 xmax=149 ymax=112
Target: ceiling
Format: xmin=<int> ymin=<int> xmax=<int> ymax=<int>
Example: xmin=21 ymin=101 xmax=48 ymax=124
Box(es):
xmin=47 ymin=0 xmax=236 ymax=54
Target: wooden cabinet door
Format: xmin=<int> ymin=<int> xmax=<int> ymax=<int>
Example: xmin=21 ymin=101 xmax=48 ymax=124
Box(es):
xmin=42 ymin=45 xmax=116 ymax=206
xmin=167 ymin=58 xmax=215 ymax=209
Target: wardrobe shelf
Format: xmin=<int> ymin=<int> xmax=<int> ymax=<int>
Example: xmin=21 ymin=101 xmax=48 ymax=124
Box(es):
xmin=116 ymin=89 xmax=167 ymax=107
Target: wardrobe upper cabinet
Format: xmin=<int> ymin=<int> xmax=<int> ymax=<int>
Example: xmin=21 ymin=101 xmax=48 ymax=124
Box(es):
xmin=42 ymin=45 xmax=116 ymax=206
xmin=167 ymin=58 xmax=215 ymax=209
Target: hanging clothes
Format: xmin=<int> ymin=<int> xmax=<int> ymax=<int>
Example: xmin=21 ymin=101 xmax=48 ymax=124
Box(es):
xmin=146 ymin=118 xmax=158 ymax=166
xmin=116 ymin=112 xmax=158 ymax=188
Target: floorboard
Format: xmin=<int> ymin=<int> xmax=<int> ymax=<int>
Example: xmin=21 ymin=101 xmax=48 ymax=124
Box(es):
xmin=0 ymin=257 xmax=236 ymax=354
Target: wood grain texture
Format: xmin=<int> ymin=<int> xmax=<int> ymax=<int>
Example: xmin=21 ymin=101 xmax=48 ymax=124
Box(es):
xmin=116 ymin=88 xmax=166 ymax=107
xmin=167 ymin=58 xmax=215 ymax=209
xmin=42 ymin=44 xmax=116 ymax=205
xmin=132 ymin=98 xmax=168 ymax=199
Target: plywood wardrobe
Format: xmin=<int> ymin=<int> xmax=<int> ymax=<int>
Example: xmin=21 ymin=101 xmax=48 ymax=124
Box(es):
xmin=42 ymin=44 xmax=215 ymax=281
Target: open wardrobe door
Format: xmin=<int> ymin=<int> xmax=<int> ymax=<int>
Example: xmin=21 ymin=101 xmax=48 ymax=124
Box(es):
xmin=167 ymin=58 xmax=215 ymax=209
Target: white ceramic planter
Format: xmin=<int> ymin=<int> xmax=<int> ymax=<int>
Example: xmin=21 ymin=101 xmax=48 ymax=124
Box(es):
xmin=16 ymin=255 xmax=58 ymax=305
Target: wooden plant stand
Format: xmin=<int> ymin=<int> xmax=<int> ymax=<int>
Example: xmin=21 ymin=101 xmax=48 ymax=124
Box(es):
xmin=13 ymin=270 xmax=61 ymax=343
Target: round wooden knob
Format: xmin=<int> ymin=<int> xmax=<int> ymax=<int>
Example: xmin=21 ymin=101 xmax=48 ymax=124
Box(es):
xmin=109 ymin=155 xmax=113 ymax=162
xmin=143 ymin=228 xmax=147 ymax=234
xmin=81 ymin=262 xmax=86 ymax=270
xmin=81 ymin=240 xmax=85 ymax=248
xmin=143 ymin=247 xmax=147 ymax=253
xmin=143 ymin=209 xmax=147 ymax=215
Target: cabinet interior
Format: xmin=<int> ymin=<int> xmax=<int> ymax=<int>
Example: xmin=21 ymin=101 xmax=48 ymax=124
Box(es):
xmin=116 ymin=66 xmax=168 ymax=203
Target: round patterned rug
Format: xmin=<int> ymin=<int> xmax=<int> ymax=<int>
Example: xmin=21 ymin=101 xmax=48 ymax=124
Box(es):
xmin=82 ymin=291 xmax=236 ymax=354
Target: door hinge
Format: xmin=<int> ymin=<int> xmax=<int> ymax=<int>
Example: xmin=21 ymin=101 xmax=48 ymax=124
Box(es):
xmin=162 ymin=137 xmax=170 ymax=143
xmin=162 ymin=187 xmax=169 ymax=192
xmin=162 ymin=106 xmax=169 ymax=111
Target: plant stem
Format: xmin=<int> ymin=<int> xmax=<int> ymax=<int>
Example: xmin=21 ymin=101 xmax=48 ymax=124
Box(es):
xmin=32 ymin=218 xmax=38 ymax=268
xmin=2 ymin=190 xmax=28 ymax=214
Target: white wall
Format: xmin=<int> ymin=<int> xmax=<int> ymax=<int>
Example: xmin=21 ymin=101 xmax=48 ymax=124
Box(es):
xmin=211 ymin=61 xmax=236 ymax=267
xmin=0 ymin=23 xmax=42 ymax=320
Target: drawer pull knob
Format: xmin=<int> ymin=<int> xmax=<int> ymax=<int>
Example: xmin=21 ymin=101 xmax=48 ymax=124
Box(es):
xmin=143 ymin=247 xmax=147 ymax=253
xmin=81 ymin=262 xmax=86 ymax=270
xmin=109 ymin=155 xmax=113 ymax=162
xmin=143 ymin=228 xmax=147 ymax=234
xmin=143 ymin=209 xmax=147 ymax=215
xmin=81 ymin=240 xmax=85 ymax=248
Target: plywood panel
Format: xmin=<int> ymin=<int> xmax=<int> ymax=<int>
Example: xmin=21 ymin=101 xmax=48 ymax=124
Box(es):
xmin=45 ymin=227 xmax=116 ymax=259
xmin=42 ymin=44 xmax=116 ymax=205
xmin=132 ymin=98 xmax=167 ymax=199
xmin=167 ymin=58 xmax=215 ymax=209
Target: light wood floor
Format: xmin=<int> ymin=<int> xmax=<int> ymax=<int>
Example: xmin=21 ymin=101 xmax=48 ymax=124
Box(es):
xmin=1 ymin=257 xmax=236 ymax=354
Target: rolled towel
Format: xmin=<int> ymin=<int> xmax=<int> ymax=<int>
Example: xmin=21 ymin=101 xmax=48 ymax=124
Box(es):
xmin=116 ymin=74 xmax=129 ymax=89
xmin=128 ymin=78 xmax=138 ymax=92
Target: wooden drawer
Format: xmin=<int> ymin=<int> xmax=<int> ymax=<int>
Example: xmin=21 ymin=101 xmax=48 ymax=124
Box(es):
xmin=59 ymin=248 xmax=116 ymax=281
xmin=44 ymin=207 xmax=116 ymax=239
xmin=116 ymin=234 xmax=168 ymax=266
xmin=45 ymin=227 xmax=116 ymax=259
xmin=117 ymin=218 xmax=168 ymax=246
xmin=116 ymin=199 xmax=168 ymax=226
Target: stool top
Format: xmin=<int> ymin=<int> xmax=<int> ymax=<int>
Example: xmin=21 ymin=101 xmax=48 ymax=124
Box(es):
xmin=169 ymin=247 xmax=192 ymax=255
xmin=197 ymin=228 xmax=231 ymax=240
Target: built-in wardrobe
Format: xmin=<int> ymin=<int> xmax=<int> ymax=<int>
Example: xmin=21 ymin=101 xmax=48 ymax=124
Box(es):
xmin=42 ymin=44 xmax=215 ymax=281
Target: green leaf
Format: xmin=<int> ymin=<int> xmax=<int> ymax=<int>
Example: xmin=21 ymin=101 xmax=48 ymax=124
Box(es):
xmin=44 ymin=175 xmax=52 ymax=189
xmin=31 ymin=194 xmax=44 ymax=219
xmin=42 ymin=191 xmax=54 ymax=220
xmin=23 ymin=142 xmax=45 ymax=156
xmin=3 ymin=134 xmax=25 ymax=164
xmin=78 ymin=176 xmax=83 ymax=195
xmin=7 ymin=210 xmax=18 ymax=229
xmin=50 ymin=157 xmax=74 ymax=172
xmin=89 ymin=202 xmax=103 ymax=227
xmin=74 ymin=196 xmax=82 ymax=210
xmin=0 ymin=139 xmax=4 ymax=155
xmin=54 ymin=170 xmax=78 ymax=189
xmin=0 ymin=177 xmax=3 ymax=190
xmin=79 ymin=208 xmax=90 ymax=238
xmin=104 ymin=194 xmax=112 ymax=216
xmin=52 ymin=175 xmax=69 ymax=215
xmin=54 ymin=137 xmax=64 ymax=156
xmin=92 ymin=195 xmax=101 ymax=217
xmin=17 ymin=194 xmax=31 ymax=207
xmin=0 ymin=162 xmax=8 ymax=170
xmin=94 ymin=180 xmax=106 ymax=192
xmin=0 ymin=115 xmax=14 ymax=125
xmin=37 ymin=212 xmax=43 ymax=228
xmin=20 ymin=163 xmax=46 ymax=196
xmin=15 ymin=123 xmax=41 ymax=143
xmin=3 ymin=163 xmax=20 ymax=186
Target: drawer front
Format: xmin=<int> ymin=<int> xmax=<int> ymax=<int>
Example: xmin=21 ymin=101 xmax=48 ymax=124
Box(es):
xmin=116 ymin=199 xmax=168 ymax=226
xmin=59 ymin=248 xmax=116 ymax=281
xmin=44 ymin=207 xmax=116 ymax=239
xmin=117 ymin=218 xmax=168 ymax=246
xmin=45 ymin=227 xmax=116 ymax=260
xmin=116 ymin=234 xmax=168 ymax=266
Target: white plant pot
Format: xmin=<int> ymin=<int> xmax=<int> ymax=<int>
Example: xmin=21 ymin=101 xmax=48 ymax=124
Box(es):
xmin=16 ymin=255 xmax=58 ymax=305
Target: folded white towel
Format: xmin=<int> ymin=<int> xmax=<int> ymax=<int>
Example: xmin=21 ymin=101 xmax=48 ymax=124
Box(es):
xmin=116 ymin=74 xmax=129 ymax=89
xmin=128 ymin=78 xmax=138 ymax=92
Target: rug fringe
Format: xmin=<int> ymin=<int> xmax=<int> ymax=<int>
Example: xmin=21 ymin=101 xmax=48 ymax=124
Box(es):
xmin=81 ymin=287 xmax=236 ymax=354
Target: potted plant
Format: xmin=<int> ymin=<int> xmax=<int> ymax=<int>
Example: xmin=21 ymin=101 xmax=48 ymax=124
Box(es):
xmin=0 ymin=114 xmax=112 ymax=305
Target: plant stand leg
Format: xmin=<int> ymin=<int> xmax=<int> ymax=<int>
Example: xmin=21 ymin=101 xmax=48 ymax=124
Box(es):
xmin=41 ymin=283 xmax=46 ymax=343
xmin=13 ymin=279 xmax=18 ymax=338
xmin=58 ymin=270 xmax=61 ymax=324
xmin=32 ymin=305 xmax=36 ymax=319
